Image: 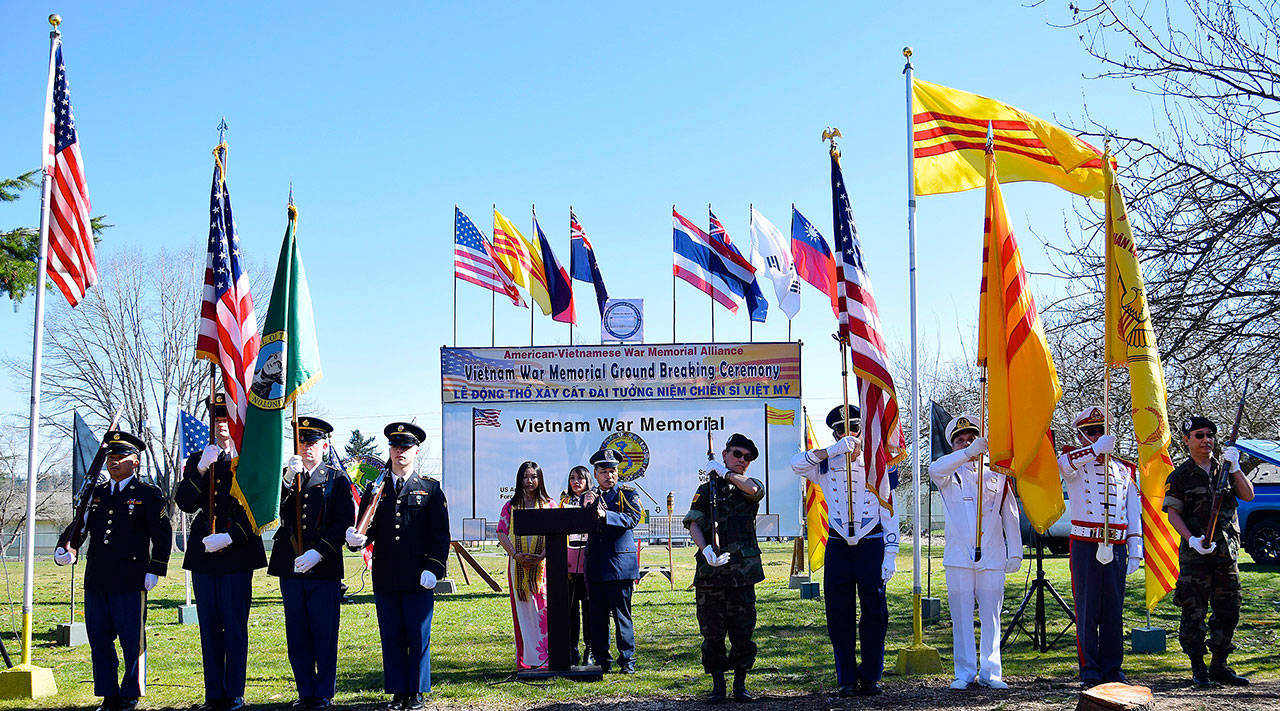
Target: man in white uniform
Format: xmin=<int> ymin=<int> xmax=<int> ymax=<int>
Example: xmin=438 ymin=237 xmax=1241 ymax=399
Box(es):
xmin=929 ymin=415 xmax=1021 ymax=690
xmin=1057 ymin=406 xmax=1142 ymax=688
xmin=791 ymin=405 xmax=897 ymax=697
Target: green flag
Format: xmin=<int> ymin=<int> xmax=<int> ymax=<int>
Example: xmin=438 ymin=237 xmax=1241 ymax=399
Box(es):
xmin=234 ymin=201 xmax=321 ymax=532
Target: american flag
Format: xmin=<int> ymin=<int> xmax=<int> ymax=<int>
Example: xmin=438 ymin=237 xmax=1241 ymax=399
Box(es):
xmin=194 ymin=142 xmax=260 ymax=450
xmin=829 ymin=150 xmax=905 ymax=511
xmin=473 ymin=408 xmax=502 ymax=427
xmin=179 ymin=409 xmax=211 ymax=461
xmin=41 ymin=39 xmax=97 ymax=307
xmin=455 ymin=207 xmax=524 ymax=306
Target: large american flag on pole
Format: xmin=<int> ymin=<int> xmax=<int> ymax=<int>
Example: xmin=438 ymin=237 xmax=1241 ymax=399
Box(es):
xmin=41 ymin=38 xmax=97 ymax=307
xmin=455 ymin=207 xmax=524 ymax=306
xmin=194 ymin=141 xmax=260 ymax=450
xmin=830 ymin=149 xmax=906 ymax=511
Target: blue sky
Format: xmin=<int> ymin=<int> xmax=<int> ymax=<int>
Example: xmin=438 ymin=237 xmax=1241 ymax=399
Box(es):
xmin=0 ymin=2 xmax=1152 ymax=464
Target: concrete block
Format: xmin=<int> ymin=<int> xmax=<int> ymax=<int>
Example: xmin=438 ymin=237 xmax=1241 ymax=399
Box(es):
xmin=177 ymin=604 xmax=198 ymax=625
xmin=894 ymin=643 xmax=944 ymax=675
xmin=799 ymin=581 xmax=821 ymax=599
xmin=788 ymin=574 xmax=810 ymax=589
xmin=55 ymin=622 xmax=87 ymax=646
xmin=0 ymin=664 xmax=57 ymax=700
xmin=921 ymin=597 xmax=942 ymax=623
xmin=435 ymin=578 xmax=457 ymax=594
xmin=1130 ymin=626 xmax=1166 ymax=654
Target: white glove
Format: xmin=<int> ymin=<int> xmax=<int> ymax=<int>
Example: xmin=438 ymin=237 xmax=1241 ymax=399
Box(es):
xmin=1091 ymin=434 xmax=1117 ymax=456
xmin=1005 ymin=557 xmax=1022 ymax=574
xmin=345 ymin=526 xmax=368 ymax=548
xmin=420 ymin=570 xmax=437 ymax=589
xmin=701 ymin=544 xmax=727 ymax=567
xmin=1126 ymin=557 xmax=1141 ymax=575
xmin=54 ymin=547 xmax=76 ymax=566
xmin=1188 ymin=535 xmax=1217 ymax=555
xmin=1222 ymin=446 xmax=1241 ymax=472
xmin=703 ymin=461 xmax=721 ymax=478
xmin=881 ymin=551 xmax=896 ymax=583
xmin=293 ymin=549 xmax=323 ymax=573
xmin=964 ymin=436 xmax=989 ymax=459
xmin=287 ymin=455 xmax=305 ymax=474
xmin=197 ymin=444 xmax=222 ymax=473
xmin=202 ymin=532 xmax=233 ymax=553
xmin=143 ymin=573 xmax=159 ymax=591
xmin=826 ymin=436 xmax=860 ymax=459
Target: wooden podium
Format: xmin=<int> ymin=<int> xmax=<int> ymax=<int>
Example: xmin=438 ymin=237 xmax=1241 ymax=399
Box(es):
xmin=512 ymin=506 xmax=603 ymax=680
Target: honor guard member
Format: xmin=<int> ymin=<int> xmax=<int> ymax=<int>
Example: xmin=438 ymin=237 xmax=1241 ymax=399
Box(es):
xmin=930 ymin=415 xmax=1021 ymax=690
xmin=1057 ymin=406 xmax=1142 ymax=687
xmin=345 ymin=422 xmax=450 ymax=710
xmin=683 ymin=433 xmax=765 ymax=703
xmin=791 ymin=405 xmax=898 ymax=697
xmin=582 ymin=447 xmax=642 ymax=674
xmin=1164 ymin=415 xmax=1255 ymax=687
xmin=55 ymin=431 xmax=171 ymax=711
xmin=175 ymin=394 xmax=268 ymax=711
xmin=267 ymin=417 xmax=355 ymax=711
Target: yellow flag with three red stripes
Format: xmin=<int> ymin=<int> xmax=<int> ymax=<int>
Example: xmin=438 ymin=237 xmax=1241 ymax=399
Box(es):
xmin=913 ymin=78 xmax=1109 ymax=199
xmin=802 ymin=411 xmax=828 ymax=571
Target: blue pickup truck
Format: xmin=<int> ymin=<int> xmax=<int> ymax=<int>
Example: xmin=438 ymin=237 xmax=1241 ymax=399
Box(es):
xmin=1240 ymin=465 xmax=1280 ymax=565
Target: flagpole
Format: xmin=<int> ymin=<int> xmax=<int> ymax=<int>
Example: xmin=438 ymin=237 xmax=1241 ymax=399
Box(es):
xmin=748 ymin=203 xmax=754 ymax=344
xmin=471 ymin=410 xmax=477 ymax=518
xmin=762 ymin=402 xmax=770 ymax=514
xmin=490 ymin=290 xmax=495 ymax=347
xmin=788 ymin=203 xmax=795 ymax=343
xmin=708 ymin=204 xmax=715 ymax=343
xmin=568 ymin=206 xmax=574 ymax=347
xmin=530 ymin=204 xmax=536 ymax=347
xmin=1097 ymin=141 xmax=1116 ymax=567
xmin=453 ymin=204 xmax=458 ymax=348
xmin=672 ymin=205 xmax=677 ymax=343
xmin=903 ymin=44 xmax=928 ymax=657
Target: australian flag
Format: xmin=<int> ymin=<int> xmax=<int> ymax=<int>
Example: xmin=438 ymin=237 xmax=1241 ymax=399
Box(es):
xmin=569 ymin=210 xmax=609 ymax=316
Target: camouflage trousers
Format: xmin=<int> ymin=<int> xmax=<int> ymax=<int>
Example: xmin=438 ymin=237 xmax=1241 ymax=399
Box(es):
xmin=1173 ymin=553 xmax=1242 ymax=656
xmin=695 ymin=584 xmax=757 ymax=674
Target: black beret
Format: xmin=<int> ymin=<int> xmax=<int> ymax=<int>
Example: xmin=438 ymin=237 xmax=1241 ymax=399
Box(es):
xmin=590 ymin=448 xmax=624 ymax=468
xmin=1181 ymin=416 xmax=1217 ymax=437
xmin=296 ymin=416 xmax=334 ymax=443
xmin=826 ymin=404 xmax=861 ymax=432
xmin=103 ymin=430 xmax=146 ymax=455
xmin=724 ymin=433 xmax=758 ymax=461
xmin=385 ymin=421 xmax=425 ymax=447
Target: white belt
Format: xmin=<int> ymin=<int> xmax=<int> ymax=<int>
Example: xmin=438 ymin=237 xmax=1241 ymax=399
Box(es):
xmin=1070 ymin=522 xmax=1127 ymax=543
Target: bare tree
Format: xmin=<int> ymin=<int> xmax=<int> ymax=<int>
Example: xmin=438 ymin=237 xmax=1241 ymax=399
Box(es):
xmin=0 ymin=422 xmax=68 ymax=553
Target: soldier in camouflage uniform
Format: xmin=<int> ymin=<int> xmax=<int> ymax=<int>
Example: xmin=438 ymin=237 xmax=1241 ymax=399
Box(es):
xmin=1163 ymin=415 xmax=1255 ymax=687
xmin=684 ymin=433 xmax=765 ymax=703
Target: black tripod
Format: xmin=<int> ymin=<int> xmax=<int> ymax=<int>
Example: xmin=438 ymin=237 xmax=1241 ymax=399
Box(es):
xmin=1001 ymin=529 xmax=1075 ymax=652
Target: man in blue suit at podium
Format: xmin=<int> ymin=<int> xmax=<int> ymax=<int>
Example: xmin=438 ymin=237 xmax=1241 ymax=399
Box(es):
xmin=582 ymin=448 xmax=642 ymax=674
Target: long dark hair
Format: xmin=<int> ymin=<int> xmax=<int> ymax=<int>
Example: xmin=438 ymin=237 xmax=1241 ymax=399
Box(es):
xmin=561 ymin=465 xmax=591 ymax=501
xmin=512 ymin=461 xmax=551 ymax=508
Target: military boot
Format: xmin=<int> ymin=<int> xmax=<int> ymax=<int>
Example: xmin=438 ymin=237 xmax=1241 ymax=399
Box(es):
xmin=1209 ymin=651 xmax=1250 ymax=686
xmin=707 ymin=673 xmax=727 ymax=704
xmin=732 ymin=670 xmax=754 ymax=702
xmin=1190 ymin=656 xmax=1215 ymax=688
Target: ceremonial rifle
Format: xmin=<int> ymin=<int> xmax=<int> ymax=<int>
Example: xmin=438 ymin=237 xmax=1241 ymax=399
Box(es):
xmin=61 ymin=404 xmax=126 ymax=552
xmin=705 ymin=426 xmax=719 ymax=549
xmin=1206 ymin=381 xmax=1249 ymax=540
xmin=353 ymin=460 xmax=393 ymax=539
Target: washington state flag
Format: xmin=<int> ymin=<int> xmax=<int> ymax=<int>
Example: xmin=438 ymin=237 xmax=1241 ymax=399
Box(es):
xmin=234 ymin=199 xmax=322 ymax=532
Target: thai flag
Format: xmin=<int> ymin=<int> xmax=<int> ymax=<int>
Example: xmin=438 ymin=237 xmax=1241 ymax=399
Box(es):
xmin=791 ymin=205 xmax=838 ymax=316
xmin=672 ymin=209 xmax=743 ymax=312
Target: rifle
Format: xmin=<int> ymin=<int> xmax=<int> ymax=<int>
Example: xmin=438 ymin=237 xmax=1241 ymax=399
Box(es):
xmin=1206 ymin=381 xmax=1250 ymax=540
xmin=61 ymin=404 xmax=126 ymax=552
xmin=353 ymin=460 xmax=393 ymax=538
xmin=705 ymin=426 xmax=719 ymax=549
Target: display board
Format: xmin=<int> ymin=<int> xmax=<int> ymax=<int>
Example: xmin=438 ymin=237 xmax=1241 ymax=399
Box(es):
xmin=440 ymin=342 xmax=803 ymax=536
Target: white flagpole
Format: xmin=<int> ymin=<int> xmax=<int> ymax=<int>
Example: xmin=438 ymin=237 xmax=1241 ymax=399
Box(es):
xmin=19 ymin=14 xmax=61 ymax=676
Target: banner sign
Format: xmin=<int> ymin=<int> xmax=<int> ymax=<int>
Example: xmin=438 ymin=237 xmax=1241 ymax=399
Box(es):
xmin=441 ymin=341 xmax=800 ymax=404
xmin=440 ymin=342 xmax=803 ymax=537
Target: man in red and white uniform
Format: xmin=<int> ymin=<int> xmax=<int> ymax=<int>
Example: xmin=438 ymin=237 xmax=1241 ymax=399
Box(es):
xmin=1057 ymin=406 xmax=1142 ymax=688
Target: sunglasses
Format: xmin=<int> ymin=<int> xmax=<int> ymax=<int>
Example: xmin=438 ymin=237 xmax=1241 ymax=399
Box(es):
xmin=1081 ymin=426 xmax=1104 ymax=437
xmin=727 ymin=449 xmax=753 ymax=460
xmin=1188 ymin=431 xmax=1216 ymax=440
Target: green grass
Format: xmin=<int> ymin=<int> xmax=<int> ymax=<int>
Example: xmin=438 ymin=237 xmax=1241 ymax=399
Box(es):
xmin=1 ymin=541 xmax=1276 ymax=708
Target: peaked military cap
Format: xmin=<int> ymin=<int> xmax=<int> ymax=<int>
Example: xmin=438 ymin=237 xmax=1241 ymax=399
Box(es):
xmin=104 ymin=430 xmax=146 ymax=455
xmin=945 ymin=414 xmax=981 ymax=444
xmin=590 ymin=448 xmax=624 ymax=468
xmin=208 ymin=392 xmax=229 ymax=419
xmin=295 ymin=416 xmax=334 ymax=443
xmin=1181 ymin=415 xmax=1216 ymax=437
xmin=1072 ymin=406 xmax=1106 ymax=430
xmin=826 ymin=404 xmax=861 ymax=433
xmin=724 ymin=433 xmax=759 ymax=461
xmin=385 ymin=421 xmax=425 ymax=448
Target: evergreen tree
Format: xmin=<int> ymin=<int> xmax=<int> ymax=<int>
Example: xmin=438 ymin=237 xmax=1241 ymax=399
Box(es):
xmin=344 ymin=429 xmax=380 ymax=459
xmin=1 ymin=170 xmax=110 ymax=302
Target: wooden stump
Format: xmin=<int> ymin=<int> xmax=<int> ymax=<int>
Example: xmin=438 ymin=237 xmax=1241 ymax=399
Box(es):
xmin=1076 ymin=682 xmax=1154 ymax=711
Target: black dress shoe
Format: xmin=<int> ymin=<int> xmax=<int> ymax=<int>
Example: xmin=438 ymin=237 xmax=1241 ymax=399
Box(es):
xmin=288 ymin=698 xmax=314 ymax=710
xmin=118 ymin=699 xmax=139 ymax=711
xmin=619 ymin=661 xmax=636 ymax=674
xmin=385 ymin=694 xmax=403 ymax=711
xmin=858 ymin=680 xmax=882 ymax=696
xmin=311 ymin=699 xmax=333 ymax=711
xmin=836 ymin=685 xmax=858 ymax=697
xmin=94 ymin=697 xmax=119 ymax=711
xmin=402 ymin=693 xmax=424 ymax=711
xmin=225 ymin=699 xmax=247 ymax=711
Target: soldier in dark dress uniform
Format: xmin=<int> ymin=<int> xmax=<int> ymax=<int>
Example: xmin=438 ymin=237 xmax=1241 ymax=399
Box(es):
xmin=582 ymin=448 xmax=642 ymax=674
xmin=683 ymin=433 xmax=765 ymax=703
xmin=174 ymin=394 xmax=268 ymax=711
xmin=1164 ymin=415 xmax=1255 ymax=687
xmin=266 ymin=417 xmax=354 ymax=711
xmin=345 ymin=422 xmax=450 ymax=710
xmin=55 ymin=430 xmax=171 ymax=711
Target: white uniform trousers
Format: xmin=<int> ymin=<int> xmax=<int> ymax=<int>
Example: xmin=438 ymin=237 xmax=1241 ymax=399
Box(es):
xmin=944 ymin=566 xmax=1006 ymax=684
